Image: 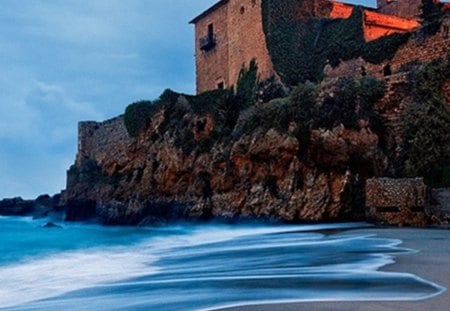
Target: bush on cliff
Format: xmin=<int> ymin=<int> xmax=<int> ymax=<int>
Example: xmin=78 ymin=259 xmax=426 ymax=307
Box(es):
xmin=233 ymin=81 xmax=317 ymax=139
xmin=124 ymin=100 xmax=155 ymax=137
xmin=235 ymin=58 xmax=260 ymax=110
xmin=402 ymin=58 xmax=450 ymax=186
xmin=315 ymin=76 xmax=386 ymax=136
xmin=420 ymin=0 xmax=446 ymax=36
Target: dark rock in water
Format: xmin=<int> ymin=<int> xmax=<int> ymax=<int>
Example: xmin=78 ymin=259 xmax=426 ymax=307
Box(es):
xmin=65 ymin=199 xmax=97 ymax=221
xmin=0 ymin=197 xmax=33 ymax=216
xmin=96 ymin=199 xmax=192 ymax=225
xmin=32 ymin=210 xmax=50 ymax=220
xmin=31 ymin=193 xmax=64 ymax=219
xmin=43 ymin=222 xmax=62 ymax=228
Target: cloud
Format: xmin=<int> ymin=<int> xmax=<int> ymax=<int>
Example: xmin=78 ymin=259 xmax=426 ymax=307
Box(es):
xmin=0 ymin=0 xmax=218 ymax=198
xmin=0 ymin=0 xmax=375 ymax=198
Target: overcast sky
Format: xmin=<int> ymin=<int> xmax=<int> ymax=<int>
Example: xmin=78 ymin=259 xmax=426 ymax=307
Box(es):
xmin=0 ymin=0 xmax=382 ymax=199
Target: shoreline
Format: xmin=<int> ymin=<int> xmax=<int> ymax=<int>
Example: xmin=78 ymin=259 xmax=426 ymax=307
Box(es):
xmin=217 ymin=227 xmax=450 ymax=311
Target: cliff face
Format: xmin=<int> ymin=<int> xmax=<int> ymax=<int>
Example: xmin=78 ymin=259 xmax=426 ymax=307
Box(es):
xmin=64 ymin=87 xmax=387 ymax=225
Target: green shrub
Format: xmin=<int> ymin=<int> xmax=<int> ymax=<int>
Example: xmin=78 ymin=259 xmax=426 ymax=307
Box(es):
xmin=419 ymin=0 xmax=446 ymax=37
xmin=235 ymin=58 xmax=260 ymax=109
xmin=124 ymin=100 xmax=155 ymax=137
xmin=315 ymin=76 xmax=386 ymax=132
xmin=257 ymin=76 xmax=289 ymax=103
xmin=233 ymin=81 xmax=317 ymax=139
xmin=402 ymin=58 xmax=450 ymax=184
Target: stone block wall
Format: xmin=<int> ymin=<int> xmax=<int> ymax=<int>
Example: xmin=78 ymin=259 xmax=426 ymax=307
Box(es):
xmin=77 ymin=116 xmax=132 ymax=174
xmin=192 ymin=0 xmax=274 ymax=93
xmin=226 ymin=0 xmax=274 ymax=89
xmin=389 ymin=20 xmax=450 ymax=73
xmin=325 ymin=17 xmax=450 ymax=80
xmin=366 ymin=178 xmax=429 ymax=226
xmin=377 ymin=0 xmax=422 ymax=19
xmin=194 ymin=1 xmax=230 ymax=93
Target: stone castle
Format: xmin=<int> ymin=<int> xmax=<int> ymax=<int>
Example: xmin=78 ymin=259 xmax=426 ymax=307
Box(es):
xmin=191 ymin=0 xmax=450 ymax=93
xmin=2 ymin=1 xmax=449 ymax=226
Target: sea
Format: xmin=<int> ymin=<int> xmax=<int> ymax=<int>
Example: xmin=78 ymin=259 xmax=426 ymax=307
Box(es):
xmin=0 ymin=216 xmax=445 ymax=311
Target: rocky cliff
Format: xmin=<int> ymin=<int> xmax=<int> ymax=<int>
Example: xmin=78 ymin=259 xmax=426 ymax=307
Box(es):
xmin=63 ymin=78 xmax=389 ymax=225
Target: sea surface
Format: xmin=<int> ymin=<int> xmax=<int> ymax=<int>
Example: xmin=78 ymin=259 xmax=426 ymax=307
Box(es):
xmin=0 ymin=216 xmax=445 ymax=311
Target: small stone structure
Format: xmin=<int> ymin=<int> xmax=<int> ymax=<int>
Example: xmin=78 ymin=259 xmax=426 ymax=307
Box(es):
xmin=366 ymin=178 xmax=429 ymax=226
xmin=77 ymin=116 xmax=131 ymax=171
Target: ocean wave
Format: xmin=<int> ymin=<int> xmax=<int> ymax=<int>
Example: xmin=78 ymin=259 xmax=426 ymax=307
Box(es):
xmin=0 ymin=221 xmax=445 ymax=311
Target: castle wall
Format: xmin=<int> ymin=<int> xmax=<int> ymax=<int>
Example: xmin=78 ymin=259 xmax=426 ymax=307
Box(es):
xmin=389 ymin=20 xmax=450 ymax=72
xmin=363 ymin=10 xmax=420 ymax=41
xmin=325 ymin=18 xmax=450 ymax=79
xmin=377 ymin=0 xmax=423 ymax=19
xmin=226 ymin=0 xmax=274 ymax=88
xmin=194 ymin=3 xmax=229 ymax=93
xmin=193 ymin=0 xmax=431 ymax=93
xmin=77 ymin=117 xmax=131 ymax=174
xmin=193 ymin=0 xmax=274 ymax=94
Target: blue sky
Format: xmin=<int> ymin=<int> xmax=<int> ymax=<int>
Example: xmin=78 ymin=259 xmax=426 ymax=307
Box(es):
xmin=0 ymin=0 xmax=379 ymax=199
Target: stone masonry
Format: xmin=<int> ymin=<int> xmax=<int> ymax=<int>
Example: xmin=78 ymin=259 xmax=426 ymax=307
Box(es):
xmin=190 ymin=0 xmax=274 ymax=93
xmin=366 ymin=178 xmax=429 ymax=226
xmin=77 ymin=116 xmax=131 ymax=175
xmin=377 ymin=0 xmax=423 ymax=18
xmin=325 ymin=18 xmax=450 ymax=80
xmin=192 ymin=0 xmax=449 ymax=93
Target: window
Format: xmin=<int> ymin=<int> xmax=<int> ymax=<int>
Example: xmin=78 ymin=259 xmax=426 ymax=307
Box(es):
xmin=200 ymin=24 xmax=216 ymax=51
xmin=208 ymin=24 xmax=214 ymax=39
xmin=240 ymin=6 xmax=245 ymax=14
xmin=383 ymin=64 xmax=392 ymax=77
xmin=217 ymin=82 xmax=224 ymax=89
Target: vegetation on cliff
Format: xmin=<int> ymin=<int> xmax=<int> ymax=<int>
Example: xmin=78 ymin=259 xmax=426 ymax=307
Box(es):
xmin=94 ymin=60 xmax=390 ymax=225
xmin=124 ymin=100 xmax=155 ymax=137
xmin=402 ymin=57 xmax=450 ymax=186
xmin=420 ymin=0 xmax=448 ymax=36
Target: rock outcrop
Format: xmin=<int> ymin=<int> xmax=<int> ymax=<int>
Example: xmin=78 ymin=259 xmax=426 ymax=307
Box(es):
xmin=0 ymin=197 xmax=33 ymax=216
xmin=64 ymin=92 xmax=387 ymax=225
xmin=0 ymin=194 xmax=64 ymax=220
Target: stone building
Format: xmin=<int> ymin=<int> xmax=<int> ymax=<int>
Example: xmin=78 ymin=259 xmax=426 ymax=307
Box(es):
xmin=190 ymin=0 xmax=447 ymax=94
xmin=190 ymin=0 xmax=274 ymax=94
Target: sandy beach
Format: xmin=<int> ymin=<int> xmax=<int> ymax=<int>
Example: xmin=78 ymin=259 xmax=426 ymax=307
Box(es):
xmin=218 ymin=228 xmax=450 ymax=311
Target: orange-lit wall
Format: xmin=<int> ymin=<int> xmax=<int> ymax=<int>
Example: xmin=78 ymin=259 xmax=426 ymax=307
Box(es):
xmin=329 ymin=2 xmax=353 ymax=19
xmin=328 ymin=1 xmax=420 ymax=42
xmin=363 ymin=11 xmax=420 ymax=41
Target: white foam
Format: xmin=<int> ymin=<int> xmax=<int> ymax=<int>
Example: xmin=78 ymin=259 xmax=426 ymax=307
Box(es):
xmin=0 ymin=246 xmax=157 ymax=308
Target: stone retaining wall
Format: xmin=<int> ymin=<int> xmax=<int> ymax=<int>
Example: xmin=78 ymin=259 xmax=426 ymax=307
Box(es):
xmin=77 ymin=116 xmax=132 ymax=174
xmin=366 ymin=178 xmax=429 ymax=226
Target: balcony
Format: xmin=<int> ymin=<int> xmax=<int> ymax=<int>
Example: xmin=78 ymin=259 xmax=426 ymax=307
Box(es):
xmin=199 ymin=34 xmax=216 ymax=52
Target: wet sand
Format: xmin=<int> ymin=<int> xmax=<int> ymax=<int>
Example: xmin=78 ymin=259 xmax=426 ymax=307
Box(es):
xmin=218 ymin=228 xmax=450 ymax=311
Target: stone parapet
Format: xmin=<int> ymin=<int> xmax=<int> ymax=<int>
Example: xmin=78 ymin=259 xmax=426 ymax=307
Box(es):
xmin=366 ymin=178 xmax=429 ymax=226
xmin=76 ymin=116 xmax=131 ymax=174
